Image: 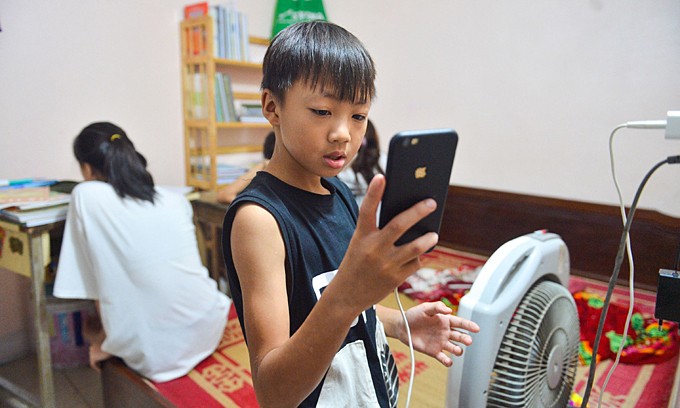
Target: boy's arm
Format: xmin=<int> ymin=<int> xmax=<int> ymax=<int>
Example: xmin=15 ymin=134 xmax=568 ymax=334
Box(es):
xmin=232 ymin=175 xmax=440 ymax=407
xmin=232 ymin=203 xmax=361 ymax=407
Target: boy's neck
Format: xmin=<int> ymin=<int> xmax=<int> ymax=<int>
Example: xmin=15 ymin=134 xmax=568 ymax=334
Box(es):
xmin=265 ymin=159 xmax=330 ymax=195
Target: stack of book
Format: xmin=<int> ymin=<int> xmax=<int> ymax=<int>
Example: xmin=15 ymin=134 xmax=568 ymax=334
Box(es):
xmin=192 ymin=163 xmax=249 ymax=185
xmin=237 ymin=101 xmax=267 ymax=123
xmin=214 ymin=75 xmax=267 ymax=124
xmin=0 ymin=182 xmax=70 ymax=227
xmin=215 ymin=72 xmax=237 ymax=123
xmin=185 ymin=2 xmax=251 ymax=62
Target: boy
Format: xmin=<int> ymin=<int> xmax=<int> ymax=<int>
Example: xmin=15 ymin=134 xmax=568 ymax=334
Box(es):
xmin=222 ymin=21 xmax=479 ymax=407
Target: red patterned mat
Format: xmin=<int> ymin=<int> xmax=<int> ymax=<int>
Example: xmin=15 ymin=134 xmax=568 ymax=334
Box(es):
xmin=149 ymin=247 xmax=678 ymax=407
xmin=570 ymin=276 xmax=679 ymax=408
xmin=152 ymin=306 xmax=257 ymax=407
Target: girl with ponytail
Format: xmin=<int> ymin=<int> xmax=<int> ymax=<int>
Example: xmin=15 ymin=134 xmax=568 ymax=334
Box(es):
xmin=72 ymin=122 xmax=155 ymax=202
xmin=54 ymin=122 xmax=230 ymax=382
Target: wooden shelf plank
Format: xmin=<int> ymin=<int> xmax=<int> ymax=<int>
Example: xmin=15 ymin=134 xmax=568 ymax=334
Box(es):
xmin=185 ymin=120 xmax=269 ymax=129
xmin=189 ymin=145 xmax=262 ymax=155
xmin=183 ymin=56 xmax=261 ymax=70
xmin=249 ymin=36 xmax=270 ymax=46
xmin=214 ymin=58 xmax=261 ymax=69
xmin=232 ymin=92 xmax=261 ymax=100
xmin=216 ymin=122 xmax=269 ymax=129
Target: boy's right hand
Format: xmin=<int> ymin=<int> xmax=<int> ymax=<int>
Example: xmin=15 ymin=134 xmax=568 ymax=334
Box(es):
xmin=329 ymin=174 xmax=439 ymax=314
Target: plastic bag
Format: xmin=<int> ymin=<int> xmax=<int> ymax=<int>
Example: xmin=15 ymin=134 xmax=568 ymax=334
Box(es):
xmin=271 ymin=0 xmax=327 ymax=38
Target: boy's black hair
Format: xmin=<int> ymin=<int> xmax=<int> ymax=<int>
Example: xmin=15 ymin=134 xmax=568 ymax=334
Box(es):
xmin=73 ymin=122 xmax=156 ymax=203
xmin=261 ymin=20 xmax=376 ymax=104
xmin=263 ymin=131 xmax=275 ymax=160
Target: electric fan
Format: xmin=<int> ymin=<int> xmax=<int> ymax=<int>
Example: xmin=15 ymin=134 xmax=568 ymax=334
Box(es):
xmin=446 ymin=230 xmax=580 ymax=408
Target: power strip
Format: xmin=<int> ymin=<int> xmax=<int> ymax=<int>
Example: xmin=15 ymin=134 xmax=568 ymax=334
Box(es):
xmin=655 ymin=269 xmax=680 ymax=323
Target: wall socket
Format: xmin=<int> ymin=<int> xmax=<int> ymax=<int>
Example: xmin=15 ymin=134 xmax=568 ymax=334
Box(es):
xmin=655 ymin=269 xmax=680 ymax=323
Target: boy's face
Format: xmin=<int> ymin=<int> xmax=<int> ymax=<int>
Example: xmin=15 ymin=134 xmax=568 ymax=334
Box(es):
xmin=264 ymin=80 xmax=371 ymax=183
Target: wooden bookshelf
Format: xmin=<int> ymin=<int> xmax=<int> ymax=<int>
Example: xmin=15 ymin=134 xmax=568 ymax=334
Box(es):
xmin=180 ymin=15 xmax=270 ymax=190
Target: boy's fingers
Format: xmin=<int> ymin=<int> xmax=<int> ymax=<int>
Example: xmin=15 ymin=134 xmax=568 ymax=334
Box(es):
xmin=436 ymin=351 xmax=453 ymax=367
xmin=432 ymin=301 xmax=452 ymax=316
xmin=354 ymin=174 xmax=439 ymax=262
xmin=356 ymin=174 xmax=385 ymax=232
xmin=381 ymin=198 xmax=437 ymax=245
xmin=387 ymin=233 xmax=436 ymax=275
xmin=452 ymin=316 xmax=480 ymax=333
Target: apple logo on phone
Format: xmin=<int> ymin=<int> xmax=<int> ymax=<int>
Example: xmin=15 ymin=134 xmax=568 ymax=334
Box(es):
xmin=415 ymin=166 xmax=427 ymax=179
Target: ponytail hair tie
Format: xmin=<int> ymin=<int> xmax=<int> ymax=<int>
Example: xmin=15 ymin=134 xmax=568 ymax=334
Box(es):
xmin=110 ymin=134 xmax=121 ymax=142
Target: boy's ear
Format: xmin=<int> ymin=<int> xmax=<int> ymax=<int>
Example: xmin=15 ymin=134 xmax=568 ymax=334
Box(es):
xmin=261 ymin=89 xmax=280 ymax=126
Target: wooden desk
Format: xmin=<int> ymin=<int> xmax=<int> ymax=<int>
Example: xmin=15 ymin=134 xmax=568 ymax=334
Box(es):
xmin=0 ymin=191 xmax=227 ymax=407
xmin=0 ymin=218 xmax=64 ymax=408
xmin=190 ymin=192 xmax=229 ymax=292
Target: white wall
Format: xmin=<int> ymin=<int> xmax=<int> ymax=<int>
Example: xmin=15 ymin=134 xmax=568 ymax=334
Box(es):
xmin=327 ymin=1 xmax=680 ymax=218
xmin=1 ymin=0 xmax=679 ymax=216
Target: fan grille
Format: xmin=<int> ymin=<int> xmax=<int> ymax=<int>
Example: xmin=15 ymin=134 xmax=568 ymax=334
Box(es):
xmin=487 ymin=280 xmax=579 ymax=408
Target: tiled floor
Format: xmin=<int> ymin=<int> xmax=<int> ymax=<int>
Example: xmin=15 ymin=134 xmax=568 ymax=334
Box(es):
xmin=0 ymin=355 xmax=103 ymax=408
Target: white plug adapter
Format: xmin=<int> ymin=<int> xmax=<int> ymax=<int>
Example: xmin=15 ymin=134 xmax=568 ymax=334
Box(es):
xmin=666 ymin=110 xmax=680 ymax=140
xmin=625 ymin=120 xmax=666 ymax=129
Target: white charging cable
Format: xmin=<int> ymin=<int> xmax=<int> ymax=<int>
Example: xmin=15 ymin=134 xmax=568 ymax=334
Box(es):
xmin=394 ymin=288 xmax=414 ymax=408
xmin=598 ymin=124 xmax=637 ymax=408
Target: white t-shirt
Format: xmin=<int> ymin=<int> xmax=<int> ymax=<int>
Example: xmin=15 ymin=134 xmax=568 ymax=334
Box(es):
xmin=54 ymin=181 xmax=230 ymax=382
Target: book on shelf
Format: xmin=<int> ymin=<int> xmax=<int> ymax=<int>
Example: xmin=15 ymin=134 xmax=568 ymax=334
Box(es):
xmin=235 ymin=101 xmax=266 ymax=123
xmin=223 ymin=74 xmax=237 ymax=121
xmin=185 ymin=2 xmax=209 ymax=56
xmin=189 ymin=2 xmax=251 ymax=62
xmin=227 ymin=4 xmax=241 ymax=61
xmin=209 ymin=5 xmax=221 ymax=58
xmin=184 ymin=2 xmax=208 ymax=19
xmin=191 ymin=72 xmax=206 ymax=119
xmin=193 ymin=163 xmax=249 ymax=175
xmin=237 ymin=101 xmax=262 ymax=115
xmin=214 ymin=73 xmax=237 ymax=123
xmin=239 ymin=11 xmax=250 ymax=62
xmin=239 ymin=116 xmax=269 ymax=124
xmin=215 ymin=73 xmax=227 ymax=122
xmin=192 ymin=163 xmax=249 ymax=184
xmin=214 ymin=75 xmax=225 ymax=123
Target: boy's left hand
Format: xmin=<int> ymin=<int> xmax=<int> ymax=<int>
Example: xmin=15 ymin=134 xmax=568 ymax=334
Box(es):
xmin=402 ymin=301 xmax=480 ymax=367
